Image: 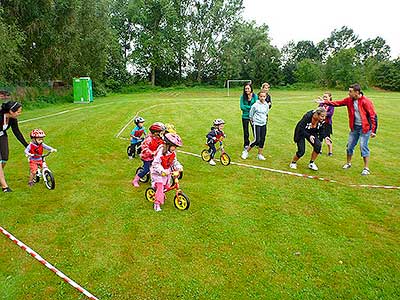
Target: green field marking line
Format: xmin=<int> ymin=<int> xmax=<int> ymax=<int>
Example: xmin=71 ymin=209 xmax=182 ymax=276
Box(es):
xmin=0 ymin=226 xmax=99 ymax=300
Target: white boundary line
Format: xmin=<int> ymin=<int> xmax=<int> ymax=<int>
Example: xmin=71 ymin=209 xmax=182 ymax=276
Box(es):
xmin=0 ymin=226 xmax=99 ymax=300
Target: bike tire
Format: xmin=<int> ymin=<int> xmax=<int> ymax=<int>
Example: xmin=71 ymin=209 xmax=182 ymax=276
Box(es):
xmin=43 ymin=170 xmax=55 ymax=190
xmin=201 ymin=149 xmax=211 ymax=162
xmin=220 ymin=153 xmax=231 ymax=166
xmin=145 ymin=187 xmax=156 ymax=203
xmin=174 ymin=192 xmax=190 ymax=210
xmin=136 ymin=167 xmax=149 ymax=183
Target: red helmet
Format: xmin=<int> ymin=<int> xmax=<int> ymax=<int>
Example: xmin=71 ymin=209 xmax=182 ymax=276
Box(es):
xmin=30 ymin=128 xmax=46 ymax=138
xmin=164 ymin=133 xmax=183 ymax=147
xmin=149 ymin=122 xmax=166 ymax=133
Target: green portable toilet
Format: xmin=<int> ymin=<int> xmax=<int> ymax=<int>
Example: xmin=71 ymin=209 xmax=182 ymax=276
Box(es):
xmin=73 ymin=77 xmax=93 ymax=103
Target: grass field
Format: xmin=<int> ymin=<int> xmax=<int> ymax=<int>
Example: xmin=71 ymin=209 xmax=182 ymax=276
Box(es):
xmin=1 ymin=87 xmax=399 ymax=299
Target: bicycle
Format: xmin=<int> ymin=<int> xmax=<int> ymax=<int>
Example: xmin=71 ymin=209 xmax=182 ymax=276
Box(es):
xmin=145 ymin=171 xmax=190 ymax=210
xmin=33 ymin=152 xmax=56 ymax=190
xmin=127 ymin=140 xmax=143 ymax=158
xmin=135 ymin=165 xmax=183 ymax=184
xmin=201 ymin=139 xmax=231 ymax=166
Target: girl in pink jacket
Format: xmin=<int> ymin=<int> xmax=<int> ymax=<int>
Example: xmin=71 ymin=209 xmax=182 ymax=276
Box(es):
xmin=150 ymin=133 xmax=183 ymax=212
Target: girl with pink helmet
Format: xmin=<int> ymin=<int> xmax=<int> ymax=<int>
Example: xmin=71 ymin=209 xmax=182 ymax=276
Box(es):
xmin=150 ymin=132 xmax=183 ymax=212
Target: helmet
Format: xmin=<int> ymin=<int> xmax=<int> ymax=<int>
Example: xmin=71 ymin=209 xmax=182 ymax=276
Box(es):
xmin=149 ymin=122 xmax=166 ymax=133
xmin=164 ymin=133 xmax=183 ymax=147
xmin=165 ymin=123 xmax=176 ymax=134
xmin=30 ymin=128 xmax=46 ymax=138
xmin=134 ymin=116 xmax=145 ymax=125
xmin=213 ymin=119 xmax=225 ymax=126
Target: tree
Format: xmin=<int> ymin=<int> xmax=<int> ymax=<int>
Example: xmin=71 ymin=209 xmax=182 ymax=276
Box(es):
xmin=294 ymin=59 xmax=322 ymax=84
xmin=187 ymin=0 xmax=243 ymax=83
xmin=355 ymin=36 xmax=391 ymax=63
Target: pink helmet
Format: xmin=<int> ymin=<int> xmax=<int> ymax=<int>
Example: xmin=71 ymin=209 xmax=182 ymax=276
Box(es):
xmin=30 ymin=128 xmax=46 ymax=138
xmin=164 ymin=133 xmax=183 ymax=147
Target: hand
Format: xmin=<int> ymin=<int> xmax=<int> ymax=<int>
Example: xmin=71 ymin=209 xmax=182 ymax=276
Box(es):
xmin=51 ymin=149 xmax=57 ymax=152
xmin=371 ymin=133 xmax=376 ymax=138
xmin=161 ymin=170 xmax=170 ymax=177
xmin=315 ymin=97 xmax=323 ymax=104
xmin=172 ymin=171 xmax=180 ymax=177
xmin=212 ymin=137 xmax=217 ymax=140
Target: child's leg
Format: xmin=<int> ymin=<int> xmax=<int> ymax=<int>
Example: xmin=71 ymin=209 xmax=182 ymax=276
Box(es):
xmin=154 ymin=182 xmax=165 ymax=205
xmin=207 ymin=142 xmax=216 ymax=158
xmin=28 ymin=161 xmax=38 ymax=184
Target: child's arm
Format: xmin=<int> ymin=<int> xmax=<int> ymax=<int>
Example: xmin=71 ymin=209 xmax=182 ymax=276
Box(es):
xmin=24 ymin=144 xmax=33 ymax=157
xmin=151 ymin=146 xmax=169 ymax=175
xmin=42 ymin=143 xmax=57 ymax=152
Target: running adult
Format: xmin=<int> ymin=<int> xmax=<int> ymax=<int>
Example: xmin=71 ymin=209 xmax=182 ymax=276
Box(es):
xmin=0 ymin=101 xmax=29 ymax=192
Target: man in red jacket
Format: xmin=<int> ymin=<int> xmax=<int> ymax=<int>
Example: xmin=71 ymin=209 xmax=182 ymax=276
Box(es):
xmin=317 ymin=83 xmax=378 ymax=175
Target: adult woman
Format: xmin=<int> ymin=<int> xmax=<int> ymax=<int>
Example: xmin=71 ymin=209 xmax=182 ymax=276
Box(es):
xmin=0 ymin=101 xmax=29 ymax=192
xmin=240 ymin=82 xmax=257 ymax=157
xmin=289 ymin=107 xmax=326 ymax=171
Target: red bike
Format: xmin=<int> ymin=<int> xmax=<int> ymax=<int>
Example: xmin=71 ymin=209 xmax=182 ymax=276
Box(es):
xmin=145 ymin=171 xmax=190 ymax=210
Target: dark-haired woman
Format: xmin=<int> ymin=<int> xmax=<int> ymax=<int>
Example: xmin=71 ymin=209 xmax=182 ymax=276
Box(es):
xmin=0 ymin=101 xmax=29 ymax=192
xmin=240 ymin=82 xmax=257 ymax=158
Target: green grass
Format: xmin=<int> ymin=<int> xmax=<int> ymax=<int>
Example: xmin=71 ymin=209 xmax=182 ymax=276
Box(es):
xmin=1 ymin=88 xmax=399 ymax=299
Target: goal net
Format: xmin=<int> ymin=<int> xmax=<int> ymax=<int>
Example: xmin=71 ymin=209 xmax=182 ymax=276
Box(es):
xmin=226 ymin=80 xmax=252 ymax=97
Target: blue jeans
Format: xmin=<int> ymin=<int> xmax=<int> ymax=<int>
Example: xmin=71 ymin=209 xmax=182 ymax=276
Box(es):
xmin=347 ymin=125 xmax=371 ymax=157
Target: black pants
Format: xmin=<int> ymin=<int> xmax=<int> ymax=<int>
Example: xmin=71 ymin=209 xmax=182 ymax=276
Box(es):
xmin=242 ymin=118 xmax=254 ymax=148
xmin=250 ymin=124 xmax=267 ymax=148
xmin=207 ymin=140 xmax=217 ymax=159
xmin=0 ymin=135 xmax=9 ymax=162
xmin=296 ymin=136 xmax=322 ymax=158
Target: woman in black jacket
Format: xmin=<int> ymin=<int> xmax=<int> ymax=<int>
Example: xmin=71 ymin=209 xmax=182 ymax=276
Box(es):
xmin=0 ymin=101 xmax=29 ymax=192
xmin=289 ymin=107 xmax=326 ymax=171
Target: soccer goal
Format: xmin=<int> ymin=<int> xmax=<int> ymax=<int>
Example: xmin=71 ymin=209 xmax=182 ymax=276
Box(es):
xmin=226 ymin=79 xmax=252 ymax=97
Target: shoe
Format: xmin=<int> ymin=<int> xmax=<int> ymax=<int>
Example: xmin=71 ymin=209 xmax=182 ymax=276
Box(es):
xmin=342 ymin=163 xmax=352 ymax=169
xmin=241 ymin=150 xmax=249 ymax=159
xmin=153 ymin=203 xmax=162 ymax=212
xmin=132 ymin=175 xmax=140 ymax=187
xmin=327 ymin=152 xmax=333 ymax=157
xmin=209 ymin=159 xmax=216 ymax=166
xmin=2 ymin=187 xmax=12 ymax=192
xmin=128 ymin=156 xmax=133 ymax=160
xmin=28 ymin=181 xmax=34 ymax=187
xmin=289 ymin=162 xmax=297 ymax=169
xmin=361 ymin=168 xmax=370 ymax=176
xmin=257 ymin=154 xmax=266 ymax=160
xmin=308 ymin=162 xmax=318 ymax=171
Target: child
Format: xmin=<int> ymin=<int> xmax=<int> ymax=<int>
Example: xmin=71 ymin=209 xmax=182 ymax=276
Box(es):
xmin=206 ymin=119 xmax=226 ymax=166
xmin=24 ymin=129 xmax=57 ymax=186
xmin=129 ymin=116 xmax=146 ymax=159
xmin=150 ymin=132 xmax=183 ymax=212
xmin=318 ymin=92 xmax=335 ymax=156
xmin=241 ymin=91 xmax=269 ymax=160
xmin=132 ymin=122 xmax=166 ymax=187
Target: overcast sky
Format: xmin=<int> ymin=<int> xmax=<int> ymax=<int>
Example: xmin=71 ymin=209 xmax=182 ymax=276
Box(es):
xmin=242 ymin=0 xmax=400 ymax=58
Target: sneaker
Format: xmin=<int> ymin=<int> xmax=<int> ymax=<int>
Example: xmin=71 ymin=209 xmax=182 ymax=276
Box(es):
xmin=28 ymin=181 xmax=34 ymax=187
xmin=209 ymin=159 xmax=216 ymax=166
xmin=361 ymin=168 xmax=371 ymax=176
xmin=327 ymin=152 xmax=333 ymax=157
xmin=257 ymin=154 xmax=266 ymax=160
xmin=289 ymin=162 xmax=297 ymax=169
xmin=128 ymin=156 xmax=133 ymax=160
xmin=308 ymin=162 xmax=318 ymax=171
xmin=241 ymin=150 xmax=249 ymax=160
xmin=342 ymin=163 xmax=352 ymax=169
xmin=153 ymin=204 xmax=162 ymax=212
xmin=2 ymin=187 xmax=12 ymax=192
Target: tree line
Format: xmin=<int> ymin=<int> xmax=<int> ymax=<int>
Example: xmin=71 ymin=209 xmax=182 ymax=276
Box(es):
xmin=1 ymin=0 xmax=399 ymax=93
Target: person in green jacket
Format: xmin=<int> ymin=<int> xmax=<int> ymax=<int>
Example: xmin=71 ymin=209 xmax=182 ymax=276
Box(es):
xmin=240 ymin=82 xmax=257 ymax=157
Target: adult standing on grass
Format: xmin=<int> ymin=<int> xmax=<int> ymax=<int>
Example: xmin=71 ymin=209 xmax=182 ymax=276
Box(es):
xmin=289 ymin=107 xmax=326 ymax=171
xmin=0 ymin=101 xmax=29 ymax=192
xmin=241 ymin=91 xmax=269 ymax=160
xmin=317 ymin=84 xmax=377 ymax=176
xmin=240 ymin=82 xmax=257 ymax=158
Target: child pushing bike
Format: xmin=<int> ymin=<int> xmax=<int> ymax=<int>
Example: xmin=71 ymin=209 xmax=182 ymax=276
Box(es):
xmin=127 ymin=116 xmax=146 ymax=159
xmin=202 ymin=119 xmax=230 ymax=166
xmin=24 ymin=129 xmax=57 ymax=187
xmin=150 ymin=132 xmax=183 ymax=212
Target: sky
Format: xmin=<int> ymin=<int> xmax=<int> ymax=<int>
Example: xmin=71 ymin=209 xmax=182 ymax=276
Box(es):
xmin=242 ymin=0 xmax=400 ymax=58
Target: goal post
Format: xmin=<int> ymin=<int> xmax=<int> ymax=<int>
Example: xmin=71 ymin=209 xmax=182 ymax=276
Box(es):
xmin=226 ymin=79 xmax=252 ymax=97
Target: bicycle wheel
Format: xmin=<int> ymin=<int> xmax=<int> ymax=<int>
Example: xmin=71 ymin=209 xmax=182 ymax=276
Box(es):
xmin=201 ymin=149 xmax=211 ymax=162
xmin=43 ymin=170 xmax=55 ymax=190
xmin=145 ymin=187 xmax=156 ymax=203
xmin=136 ymin=167 xmax=149 ymax=183
xmin=34 ymin=171 xmax=40 ymax=183
xmin=174 ymin=192 xmax=190 ymax=210
xmin=220 ymin=153 xmax=231 ymax=166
